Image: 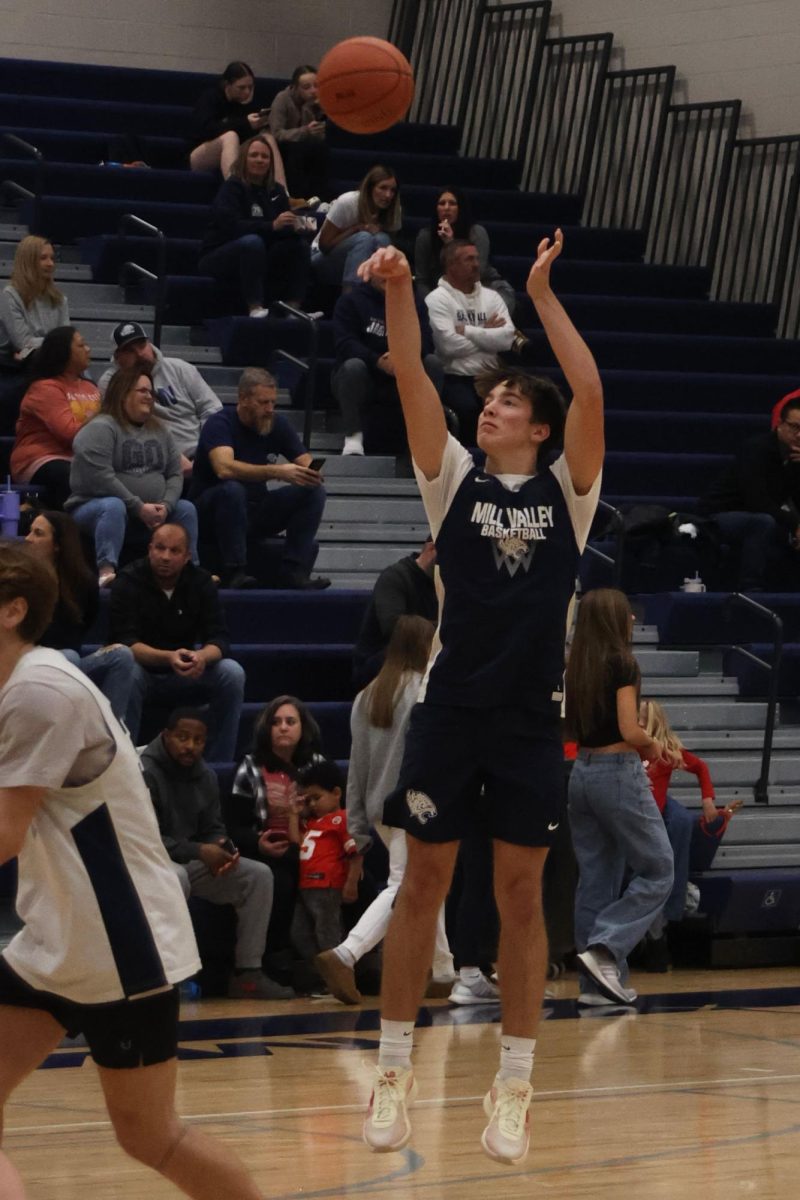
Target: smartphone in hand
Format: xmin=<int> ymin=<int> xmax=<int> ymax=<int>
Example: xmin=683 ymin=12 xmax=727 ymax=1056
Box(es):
xmin=308 ymin=457 xmax=326 ymax=472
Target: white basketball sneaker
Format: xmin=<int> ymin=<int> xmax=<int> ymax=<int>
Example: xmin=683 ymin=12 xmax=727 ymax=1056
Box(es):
xmin=481 ymin=1075 xmax=533 ymax=1164
xmin=363 ymin=1065 xmax=418 ymax=1152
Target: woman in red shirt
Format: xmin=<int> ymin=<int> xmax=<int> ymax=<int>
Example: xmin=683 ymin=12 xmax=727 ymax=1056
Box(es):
xmin=11 ymin=325 xmax=99 ymax=509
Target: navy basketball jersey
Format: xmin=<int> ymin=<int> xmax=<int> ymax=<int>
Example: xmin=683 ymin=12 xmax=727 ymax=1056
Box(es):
xmin=418 ymin=442 xmax=597 ymax=715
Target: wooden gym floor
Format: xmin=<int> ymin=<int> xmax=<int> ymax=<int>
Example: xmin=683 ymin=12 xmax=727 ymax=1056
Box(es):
xmin=6 ymin=966 xmax=800 ymax=1199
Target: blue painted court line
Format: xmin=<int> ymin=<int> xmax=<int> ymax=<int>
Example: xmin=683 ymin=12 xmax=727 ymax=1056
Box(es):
xmin=38 ymin=982 xmax=800 ymax=1070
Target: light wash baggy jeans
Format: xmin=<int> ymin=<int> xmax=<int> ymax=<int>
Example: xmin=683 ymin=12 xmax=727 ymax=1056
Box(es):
xmin=569 ymin=750 xmax=673 ymax=988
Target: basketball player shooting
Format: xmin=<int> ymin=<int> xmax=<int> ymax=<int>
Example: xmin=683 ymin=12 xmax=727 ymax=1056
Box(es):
xmin=0 ymin=542 xmax=262 ymax=1199
xmin=356 ymin=232 xmax=604 ymax=1164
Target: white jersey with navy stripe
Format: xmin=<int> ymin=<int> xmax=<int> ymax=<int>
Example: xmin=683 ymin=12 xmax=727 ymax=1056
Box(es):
xmin=414 ymin=436 xmax=601 ymax=713
xmin=1 ymin=647 xmax=199 ymax=1004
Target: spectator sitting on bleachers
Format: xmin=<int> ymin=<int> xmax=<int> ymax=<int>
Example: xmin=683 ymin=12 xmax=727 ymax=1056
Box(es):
xmin=109 ymin=522 xmax=245 ymax=761
xmin=771 ymin=387 xmax=800 ymax=429
xmin=98 ymin=322 xmax=222 ymax=477
xmin=141 ymin=707 xmax=293 ymax=1000
xmin=698 ymin=393 xmax=800 ymax=590
xmin=414 ymin=187 xmax=516 ymax=315
xmin=0 ymin=236 xmax=69 ymax=363
xmin=332 ymin=274 xmax=443 ymax=457
xmin=425 ymin=240 xmax=516 ymax=445
xmin=190 ymin=367 xmax=329 ymax=590
xmin=66 ymin=366 xmax=198 ymax=588
xmin=311 ymin=165 xmax=402 ymax=291
xmin=198 ymin=135 xmax=312 ymax=320
xmin=188 ymin=59 xmax=287 ymax=185
xmin=227 ymin=694 xmax=324 ymax=986
xmin=352 ymin=535 xmax=437 ymax=688
xmin=269 ymin=64 xmax=329 ymax=201
xmin=10 ymin=326 xmax=99 ymax=510
xmin=24 ymin=508 xmax=135 ymax=721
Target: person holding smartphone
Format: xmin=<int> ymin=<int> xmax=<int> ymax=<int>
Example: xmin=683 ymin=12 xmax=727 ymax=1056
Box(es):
xmin=227 ymin=695 xmax=325 ymax=988
xmin=268 ymin=65 xmax=330 ymax=200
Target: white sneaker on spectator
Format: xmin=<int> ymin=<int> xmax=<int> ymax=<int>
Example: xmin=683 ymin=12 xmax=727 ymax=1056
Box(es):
xmin=249 ymin=307 xmax=270 ymax=318
xmin=577 ymin=947 xmax=637 ymax=1004
xmin=449 ymin=974 xmax=500 ymax=1005
xmin=363 ymin=1066 xmax=417 ymax=1152
xmin=481 ymin=1076 xmax=533 ymax=1164
xmin=343 ymin=432 xmax=365 ymax=456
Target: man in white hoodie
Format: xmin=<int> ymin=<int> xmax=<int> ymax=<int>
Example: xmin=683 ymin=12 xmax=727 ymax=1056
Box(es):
xmin=99 ymin=322 xmax=222 ymax=476
xmin=424 ymin=241 xmax=515 ymax=444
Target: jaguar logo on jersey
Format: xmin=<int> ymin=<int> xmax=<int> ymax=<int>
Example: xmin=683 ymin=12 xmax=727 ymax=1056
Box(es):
xmin=470 ymin=500 xmax=554 ymax=576
xmin=406 ymin=789 xmax=438 ymax=824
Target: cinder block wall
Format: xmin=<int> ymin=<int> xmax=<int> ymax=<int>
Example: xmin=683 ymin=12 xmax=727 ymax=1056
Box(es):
xmin=556 ymin=0 xmax=799 ymax=137
xmin=0 ymin=0 xmax=393 ymax=76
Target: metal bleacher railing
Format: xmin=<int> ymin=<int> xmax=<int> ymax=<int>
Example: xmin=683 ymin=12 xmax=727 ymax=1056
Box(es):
xmin=117 ymin=213 xmax=167 ymax=348
xmin=0 ymin=132 xmax=43 ymax=235
xmin=725 ymin=594 xmax=784 ymax=807
xmin=389 ymin=0 xmax=800 ymax=339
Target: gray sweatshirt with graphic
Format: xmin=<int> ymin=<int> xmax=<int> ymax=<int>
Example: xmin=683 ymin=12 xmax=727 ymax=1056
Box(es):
xmin=66 ymin=413 xmax=183 ymax=515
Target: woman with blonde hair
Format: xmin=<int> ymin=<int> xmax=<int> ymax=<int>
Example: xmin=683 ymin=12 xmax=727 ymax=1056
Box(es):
xmin=0 ymin=236 xmax=69 ymax=360
xmin=315 ymin=614 xmax=455 ymax=1004
xmin=565 ymin=587 xmax=674 ymax=1006
xmin=199 ymin=134 xmax=311 ymax=318
xmin=312 ymin=164 xmax=402 ymax=288
xmin=639 ymin=698 xmax=740 ymax=968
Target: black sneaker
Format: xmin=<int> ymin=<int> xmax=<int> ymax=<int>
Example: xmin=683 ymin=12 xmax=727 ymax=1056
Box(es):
xmin=276 ymin=569 xmax=331 ymax=590
xmin=225 ymin=567 xmax=258 ymax=589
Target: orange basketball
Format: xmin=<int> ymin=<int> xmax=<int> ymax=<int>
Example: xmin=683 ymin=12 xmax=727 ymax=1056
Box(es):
xmin=317 ymin=37 xmax=414 ymax=134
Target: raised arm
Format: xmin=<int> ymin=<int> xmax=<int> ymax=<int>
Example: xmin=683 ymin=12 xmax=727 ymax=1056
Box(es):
xmin=527 ymin=230 xmax=604 ymax=495
xmin=359 ymin=246 xmax=447 ymax=480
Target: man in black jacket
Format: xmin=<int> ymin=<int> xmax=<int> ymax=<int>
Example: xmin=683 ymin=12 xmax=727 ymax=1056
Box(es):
xmin=699 ymin=395 xmax=800 ymax=589
xmin=352 ymin=536 xmax=438 ymax=688
xmin=332 ymin=277 xmax=443 ymax=456
xmin=109 ymin=523 xmax=245 ymax=758
xmin=142 ymin=708 xmax=292 ymax=1000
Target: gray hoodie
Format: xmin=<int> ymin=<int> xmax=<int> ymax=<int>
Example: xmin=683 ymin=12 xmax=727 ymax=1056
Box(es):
xmin=141 ymin=733 xmax=225 ymax=863
xmin=66 ymin=412 xmax=183 ymax=515
xmin=98 ymin=346 xmax=222 ymax=457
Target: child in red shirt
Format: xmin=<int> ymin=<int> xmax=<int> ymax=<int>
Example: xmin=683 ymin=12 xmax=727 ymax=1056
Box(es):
xmin=290 ymin=760 xmax=362 ymax=974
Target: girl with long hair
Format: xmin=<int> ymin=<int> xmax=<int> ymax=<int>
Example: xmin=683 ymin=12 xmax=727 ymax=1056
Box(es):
xmin=10 ymin=325 xmax=99 ymax=509
xmin=199 ymin=135 xmax=312 ymax=318
xmin=24 ymin=509 xmax=135 ymax=718
xmin=188 ymin=59 xmax=287 ymax=184
xmin=0 ymin=236 xmax=69 ymax=360
xmin=639 ymin=699 xmax=741 ymax=968
xmin=315 ymin=615 xmax=455 ymax=1005
xmin=413 ymin=186 xmax=515 ymax=312
xmin=565 ymin=587 xmax=674 ymax=1006
xmin=312 ymin=164 xmax=402 ymax=288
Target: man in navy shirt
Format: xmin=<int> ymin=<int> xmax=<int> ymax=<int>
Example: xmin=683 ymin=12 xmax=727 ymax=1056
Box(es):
xmin=191 ymin=367 xmax=329 ymax=589
xmin=357 ymin=234 xmax=604 ymax=1166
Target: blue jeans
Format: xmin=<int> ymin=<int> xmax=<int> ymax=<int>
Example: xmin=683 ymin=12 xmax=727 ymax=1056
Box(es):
xmin=198 ymin=233 xmax=311 ymax=310
xmin=70 ymin=497 xmax=199 ymax=568
xmin=193 ymin=479 xmax=324 ymax=573
xmin=125 ymin=658 xmax=245 ymax=761
xmin=312 ymin=230 xmax=391 ymax=285
xmin=569 ymin=751 xmax=673 ymax=988
xmin=709 ymin=510 xmax=784 ymax=590
xmin=661 ymin=793 xmax=695 ymax=922
xmin=60 ymin=645 xmax=136 ymax=722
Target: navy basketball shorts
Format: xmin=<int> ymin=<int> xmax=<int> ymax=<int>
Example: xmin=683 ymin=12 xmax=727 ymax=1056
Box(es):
xmin=383 ymin=702 xmax=564 ymax=847
xmin=0 ymin=957 xmax=180 ymax=1069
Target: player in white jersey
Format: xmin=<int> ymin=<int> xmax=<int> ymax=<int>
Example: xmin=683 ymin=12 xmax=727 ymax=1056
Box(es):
xmin=0 ymin=541 xmax=262 ymax=1198
xmin=356 ymin=233 xmax=604 ymax=1164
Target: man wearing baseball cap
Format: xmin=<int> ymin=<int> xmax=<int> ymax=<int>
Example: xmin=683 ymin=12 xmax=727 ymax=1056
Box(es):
xmin=99 ymin=323 xmax=222 ymax=476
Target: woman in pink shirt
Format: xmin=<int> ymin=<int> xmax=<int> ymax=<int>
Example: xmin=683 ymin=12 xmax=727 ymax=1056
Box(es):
xmin=11 ymin=325 xmax=99 ymax=509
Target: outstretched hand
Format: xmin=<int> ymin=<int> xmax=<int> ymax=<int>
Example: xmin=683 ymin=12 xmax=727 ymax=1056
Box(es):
xmin=357 ymin=245 xmax=411 ymax=284
xmin=526 ymin=228 xmax=564 ymax=302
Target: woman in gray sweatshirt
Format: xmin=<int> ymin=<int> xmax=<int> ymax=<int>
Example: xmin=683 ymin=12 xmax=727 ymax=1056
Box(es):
xmin=0 ymin=236 xmax=70 ymax=360
xmin=67 ymin=366 xmax=198 ymax=587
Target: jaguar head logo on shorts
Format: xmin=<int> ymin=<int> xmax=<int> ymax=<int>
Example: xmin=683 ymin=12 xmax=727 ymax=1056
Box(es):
xmin=406 ymin=789 xmax=438 ymax=825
